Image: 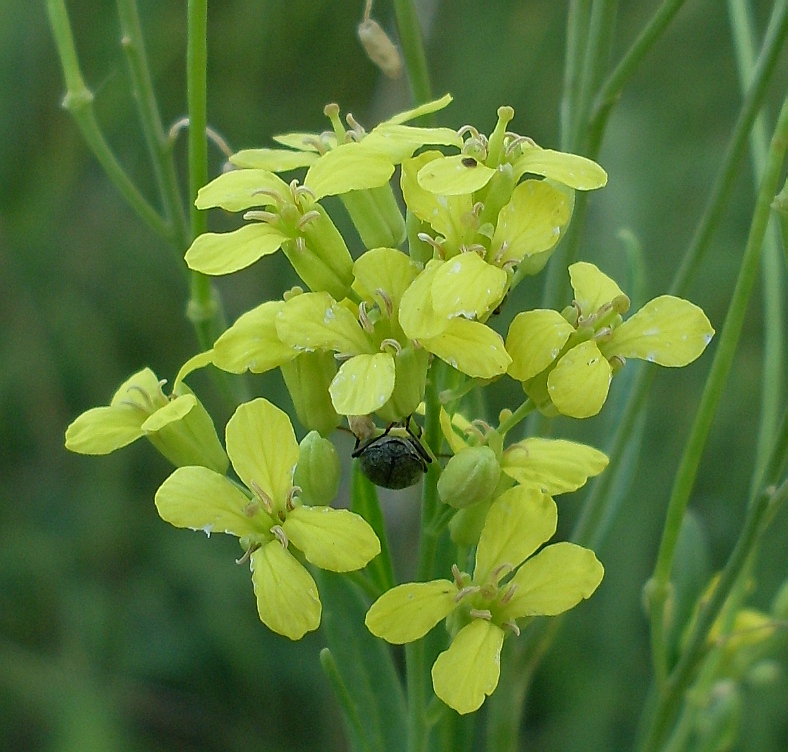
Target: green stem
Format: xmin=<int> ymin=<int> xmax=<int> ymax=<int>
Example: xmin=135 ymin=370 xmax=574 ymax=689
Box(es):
xmin=670 ymin=0 xmax=788 ymax=295
xmin=560 ymin=0 xmax=592 ymax=150
xmin=406 ymin=368 xmax=444 ymax=752
xmin=497 ymin=398 xmax=535 ymax=437
xmin=728 ymin=0 xmax=786 ymax=494
xmin=46 ymin=0 xmax=170 ymax=240
xmin=116 ymin=0 xmax=189 ymax=248
xmin=639 ymin=469 xmax=788 ymax=751
xmin=185 ymin=0 xmax=224 ymax=354
xmin=648 ymin=90 xmax=788 ymax=695
xmin=392 ymin=0 xmax=433 ymax=107
xmin=575 ymin=0 xmax=788 ymax=553
xmin=573 ymin=0 xmax=619 ymax=153
xmin=589 ymin=0 xmax=688 ymax=142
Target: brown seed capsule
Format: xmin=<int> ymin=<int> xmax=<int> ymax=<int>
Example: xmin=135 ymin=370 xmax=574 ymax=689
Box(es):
xmin=357 ymin=19 xmax=402 ymax=79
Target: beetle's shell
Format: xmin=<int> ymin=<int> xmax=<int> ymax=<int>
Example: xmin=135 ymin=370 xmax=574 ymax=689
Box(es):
xmin=355 ymin=435 xmax=427 ymax=490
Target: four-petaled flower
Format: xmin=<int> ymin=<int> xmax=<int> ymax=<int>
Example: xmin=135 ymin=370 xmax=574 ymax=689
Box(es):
xmin=506 ymin=261 xmax=715 ymax=418
xmin=65 ymin=356 xmax=228 ymax=473
xmin=365 ymin=485 xmax=603 ymax=713
xmin=154 ymin=398 xmax=380 ymax=640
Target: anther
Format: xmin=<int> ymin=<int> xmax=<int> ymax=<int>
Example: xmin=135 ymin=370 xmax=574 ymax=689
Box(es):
xmin=376 ymin=288 xmax=394 ymax=318
xmin=235 ymin=542 xmax=261 ymax=566
xmin=358 ymin=302 xmax=374 ymax=333
xmin=379 ymin=338 xmax=402 ymax=355
xmin=243 ymin=210 xmax=278 ymax=224
xmin=297 ymin=210 xmax=321 ymax=230
xmin=286 ymin=486 xmax=301 ymax=510
xmin=469 ymin=608 xmax=492 ymax=620
xmin=271 ymin=525 xmax=289 ymax=549
xmin=249 ymin=479 xmax=274 ymax=515
xmin=500 ymin=583 xmax=517 ymax=605
xmin=503 ymin=620 xmax=520 ymax=636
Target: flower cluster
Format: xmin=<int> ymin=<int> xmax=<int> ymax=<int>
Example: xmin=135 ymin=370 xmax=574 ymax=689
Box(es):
xmin=66 ymin=96 xmax=713 ymax=713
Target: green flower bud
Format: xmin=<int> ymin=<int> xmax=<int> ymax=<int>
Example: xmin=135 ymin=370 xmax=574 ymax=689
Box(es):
xmin=377 ymin=345 xmax=429 ymax=424
xmin=281 ymin=351 xmax=340 ymax=436
xmin=438 ymin=446 xmax=501 ymax=509
xmin=293 ymin=431 xmax=341 ymax=507
xmin=448 ymin=499 xmax=490 ymax=547
xmin=341 ymin=185 xmax=406 ymax=249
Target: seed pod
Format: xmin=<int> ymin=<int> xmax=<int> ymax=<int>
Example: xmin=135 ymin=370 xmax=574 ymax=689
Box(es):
xmin=357 ymin=19 xmax=402 ymax=79
xmin=438 ymin=446 xmax=501 ymax=509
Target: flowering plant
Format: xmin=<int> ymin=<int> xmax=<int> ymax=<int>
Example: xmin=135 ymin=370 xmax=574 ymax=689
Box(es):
xmin=51 ymin=2 xmax=787 ymax=750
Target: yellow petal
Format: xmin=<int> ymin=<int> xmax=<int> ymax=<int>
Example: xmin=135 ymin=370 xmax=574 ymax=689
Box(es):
xmin=185 ymin=224 xmax=286 ymax=275
xmin=277 ymin=291 xmax=370 ymax=355
xmin=154 ymin=465 xmax=261 ymax=538
xmin=251 ymin=542 xmax=321 ymax=640
xmin=502 ymin=542 xmax=604 ymax=618
xmin=490 ymin=180 xmax=572 ymax=265
xmin=195 ymin=169 xmax=289 ymax=212
xmin=363 ymin=124 xmax=463 ymax=163
xmin=384 ymin=93 xmax=453 ymax=125
xmin=568 ymin=261 xmax=625 ymax=315
xmin=431 ymin=252 xmax=508 ymax=320
xmin=352 ymin=246 xmax=420 ymax=312
xmin=225 ymin=398 xmax=299 ymax=509
xmin=305 ymin=142 xmax=395 ymax=199
xmin=365 ymin=580 xmax=457 ymax=644
xmin=506 ymin=309 xmax=574 ymax=381
xmin=284 ymin=506 xmax=380 ymax=571
xmin=604 ymin=295 xmax=714 ymax=366
xmin=65 ymin=404 xmax=145 ymax=454
xmin=273 ymin=131 xmax=337 ymax=151
xmin=425 ymin=319 xmax=512 ymax=379
xmin=474 ymin=486 xmax=557 ymax=584
xmin=417 ymin=154 xmax=496 ymax=196
xmin=513 ymin=145 xmax=607 ymax=190
xmin=329 ymin=353 xmax=396 ymax=415
xmin=399 ymin=260 xmax=447 ymax=341
xmin=501 ymin=438 xmax=608 ymax=494
xmin=440 ymin=407 xmax=471 ymax=455
xmin=547 ymin=341 xmax=611 ymax=418
xmin=140 ymin=394 xmax=195 ymax=432
xmin=213 ymin=301 xmax=297 ymax=374
xmin=230 ymin=148 xmax=317 ymax=171
xmin=431 ymin=620 xmax=505 ymax=714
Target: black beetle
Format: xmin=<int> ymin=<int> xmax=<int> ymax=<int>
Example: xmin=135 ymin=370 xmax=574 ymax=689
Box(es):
xmin=352 ymin=418 xmax=431 ymax=490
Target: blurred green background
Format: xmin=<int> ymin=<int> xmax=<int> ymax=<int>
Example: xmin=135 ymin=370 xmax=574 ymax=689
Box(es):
xmin=1 ymin=1 xmax=786 ymax=749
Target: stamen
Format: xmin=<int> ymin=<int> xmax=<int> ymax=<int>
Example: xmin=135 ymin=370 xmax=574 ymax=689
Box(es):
xmin=243 ymin=210 xmax=278 ymax=223
xmin=235 ymin=542 xmax=261 ymax=566
xmin=376 ymin=288 xmax=394 ymax=318
xmin=503 ymin=620 xmax=521 ymax=637
xmin=491 ymin=562 xmax=514 ymax=582
xmin=379 ymin=338 xmax=402 ymax=355
xmin=451 ymin=563 xmax=464 ymax=587
xmin=286 ymin=487 xmax=301 ymax=511
xmin=358 ymin=301 xmax=374 ymax=333
xmin=345 ymin=113 xmax=366 ymax=139
xmin=457 ymin=125 xmax=480 ymax=140
xmin=469 ymin=608 xmax=492 ymax=620
xmin=253 ymin=187 xmax=285 ymax=206
xmin=455 ymin=585 xmax=480 ymax=602
xmin=500 ymin=583 xmax=517 ymax=605
xmin=297 ymin=210 xmax=321 ymax=230
xmin=249 ymin=479 xmax=274 ymax=515
xmin=416 ymin=232 xmax=445 ymax=258
xmin=271 ymin=525 xmax=289 ymax=549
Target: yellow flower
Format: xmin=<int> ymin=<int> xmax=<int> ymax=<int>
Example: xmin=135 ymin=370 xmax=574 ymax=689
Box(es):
xmin=365 ymin=486 xmax=603 ymax=713
xmin=155 ymin=398 xmax=380 ymax=640
xmin=65 ymin=355 xmax=227 ymax=473
xmin=506 ymin=262 xmax=715 ymax=418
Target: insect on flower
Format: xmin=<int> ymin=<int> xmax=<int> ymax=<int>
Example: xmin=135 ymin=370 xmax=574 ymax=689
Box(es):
xmin=351 ymin=417 xmax=431 ymax=490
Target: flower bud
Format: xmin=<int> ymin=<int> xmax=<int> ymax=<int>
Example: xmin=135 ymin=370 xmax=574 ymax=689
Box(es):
xmin=438 ymin=446 xmax=501 ymax=509
xmin=377 ymin=345 xmax=429 ymax=424
xmin=281 ymin=351 xmax=340 ymax=436
xmin=294 ymin=431 xmax=341 ymax=507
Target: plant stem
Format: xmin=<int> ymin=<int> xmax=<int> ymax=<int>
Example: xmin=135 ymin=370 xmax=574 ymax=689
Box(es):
xmin=639 ymin=469 xmax=788 ymax=751
xmin=46 ymin=0 xmax=170 ymax=240
xmin=646 ymin=89 xmax=788 ymax=720
xmin=392 ymin=0 xmax=433 ymax=107
xmin=728 ymin=0 xmax=786 ymax=494
xmin=116 ymin=0 xmax=189 ymax=248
